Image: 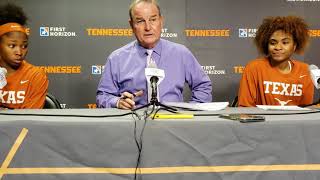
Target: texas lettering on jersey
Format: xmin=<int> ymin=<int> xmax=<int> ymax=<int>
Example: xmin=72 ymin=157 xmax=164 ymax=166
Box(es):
xmin=263 ymin=81 xmax=303 ymax=96
xmin=0 ymin=90 xmax=26 ymax=104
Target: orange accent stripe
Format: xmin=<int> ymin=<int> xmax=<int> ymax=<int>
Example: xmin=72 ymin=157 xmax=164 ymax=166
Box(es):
xmin=0 ymin=128 xmax=28 ymax=179
xmin=2 ymin=164 xmax=320 ymax=175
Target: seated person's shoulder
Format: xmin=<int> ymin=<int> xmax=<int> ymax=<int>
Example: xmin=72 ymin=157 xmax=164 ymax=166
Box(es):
xmin=23 ymin=61 xmax=47 ymax=79
xmin=245 ymin=58 xmax=269 ymax=70
xmin=292 ymin=59 xmax=309 ymax=70
xmin=108 ymin=41 xmax=136 ymax=60
xmin=164 ymin=39 xmax=189 ymax=52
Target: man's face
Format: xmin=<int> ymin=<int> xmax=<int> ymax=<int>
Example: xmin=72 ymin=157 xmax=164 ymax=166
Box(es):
xmin=130 ymin=2 xmax=163 ymax=49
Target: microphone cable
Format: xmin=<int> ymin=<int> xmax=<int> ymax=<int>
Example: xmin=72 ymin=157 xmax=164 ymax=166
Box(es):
xmin=132 ymin=104 xmax=157 ymax=180
xmin=131 ymin=110 xmax=142 ymax=180
xmin=0 ymin=111 xmax=133 ymax=118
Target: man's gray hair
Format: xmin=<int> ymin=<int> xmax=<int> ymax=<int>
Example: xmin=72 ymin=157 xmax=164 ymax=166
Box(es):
xmin=129 ymin=0 xmax=161 ymax=20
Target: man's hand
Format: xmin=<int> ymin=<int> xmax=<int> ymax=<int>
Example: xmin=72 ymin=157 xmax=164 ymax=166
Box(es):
xmin=117 ymin=90 xmax=143 ymax=110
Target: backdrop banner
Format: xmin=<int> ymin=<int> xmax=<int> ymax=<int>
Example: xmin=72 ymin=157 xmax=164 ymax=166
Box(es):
xmin=3 ymin=0 xmax=319 ymax=108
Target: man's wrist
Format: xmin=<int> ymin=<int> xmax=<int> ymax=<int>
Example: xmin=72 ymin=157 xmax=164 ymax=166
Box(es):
xmin=108 ymin=96 xmax=120 ymax=108
xmin=116 ymin=98 xmax=121 ymax=109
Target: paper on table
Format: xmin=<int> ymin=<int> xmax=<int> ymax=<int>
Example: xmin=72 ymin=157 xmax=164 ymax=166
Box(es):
xmin=256 ymin=105 xmax=311 ymax=111
xmin=163 ymin=102 xmax=229 ymax=111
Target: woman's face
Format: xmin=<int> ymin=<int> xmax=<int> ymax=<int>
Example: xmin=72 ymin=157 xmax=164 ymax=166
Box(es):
xmin=268 ymin=30 xmax=296 ymax=63
xmin=0 ymin=31 xmax=28 ymax=70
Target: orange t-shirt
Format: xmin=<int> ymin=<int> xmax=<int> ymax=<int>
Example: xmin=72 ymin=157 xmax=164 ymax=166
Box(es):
xmin=0 ymin=60 xmax=48 ymax=109
xmin=238 ymin=58 xmax=314 ymax=107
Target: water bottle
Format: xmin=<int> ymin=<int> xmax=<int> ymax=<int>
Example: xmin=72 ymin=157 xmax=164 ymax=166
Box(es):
xmin=0 ymin=67 xmax=7 ymax=89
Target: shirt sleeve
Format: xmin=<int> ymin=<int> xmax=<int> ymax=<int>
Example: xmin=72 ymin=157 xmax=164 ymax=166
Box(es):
xmin=21 ymin=70 xmax=48 ymax=109
xmin=238 ymin=63 xmax=258 ymax=107
xmin=183 ymin=47 xmax=212 ymax=103
xmin=96 ymin=56 xmax=120 ymax=108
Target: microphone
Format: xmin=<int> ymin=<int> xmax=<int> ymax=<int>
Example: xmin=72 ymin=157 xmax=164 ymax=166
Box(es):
xmin=309 ymin=64 xmax=320 ymax=89
xmin=0 ymin=67 xmax=7 ymax=89
xmin=150 ymin=76 xmax=159 ymax=101
xmin=145 ymin=67 xmax=165 ymax=103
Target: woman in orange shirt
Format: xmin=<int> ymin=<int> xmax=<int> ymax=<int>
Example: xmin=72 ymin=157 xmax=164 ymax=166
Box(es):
xmin=0 ymin=3 xmax=48 ymax=109
xmin=238 ymin=16 xmax=314 ymax=107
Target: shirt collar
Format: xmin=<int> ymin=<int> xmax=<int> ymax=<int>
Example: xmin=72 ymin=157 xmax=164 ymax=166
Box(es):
xmin=135 ymin=39 xmax=162 ymax=57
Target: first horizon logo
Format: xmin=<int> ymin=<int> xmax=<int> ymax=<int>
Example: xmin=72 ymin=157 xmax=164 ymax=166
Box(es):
xmin=40 ymin=27 xmax=49 ymax=36
xmin=239 ymin=28 xmax=257 ymax=38
xmin=92 ymin=65 xmax=105 ymax=75
xmin=39 ymin=26 xmax=76 ymax=37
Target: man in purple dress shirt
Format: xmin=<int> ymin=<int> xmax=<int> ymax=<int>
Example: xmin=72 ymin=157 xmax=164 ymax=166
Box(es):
xmin=96 ymin=0 xmax=212 ymax=109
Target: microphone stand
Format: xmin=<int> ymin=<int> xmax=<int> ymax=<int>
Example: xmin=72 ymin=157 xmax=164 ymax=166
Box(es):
xmin=133 ymin=95 xmax=178 ymax=114
xmin=132 ymin=85 xmax=177 ymax=115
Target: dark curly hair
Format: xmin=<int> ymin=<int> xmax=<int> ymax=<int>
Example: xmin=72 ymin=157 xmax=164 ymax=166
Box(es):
xmin=0 ymin=3 xmax=28 ymax=26
xmin=254 ymin=16 xmax=309 ymax=56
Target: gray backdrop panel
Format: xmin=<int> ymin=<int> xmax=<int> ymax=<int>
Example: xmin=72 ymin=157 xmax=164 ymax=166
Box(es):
xmin=2 ymin=0 xmax=319 ymax=108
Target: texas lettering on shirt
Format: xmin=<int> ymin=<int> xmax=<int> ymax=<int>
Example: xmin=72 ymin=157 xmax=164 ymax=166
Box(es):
xmin=0 ymin=90 xmax=26 ymax=104
xmin=263 ymin=81 xmax=303 ymax=96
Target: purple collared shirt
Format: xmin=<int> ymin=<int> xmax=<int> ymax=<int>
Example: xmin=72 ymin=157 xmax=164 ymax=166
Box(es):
xmin=96 ymin=39 xmax=212 ymax=108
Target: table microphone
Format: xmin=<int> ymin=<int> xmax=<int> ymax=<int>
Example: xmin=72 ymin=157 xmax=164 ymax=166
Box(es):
xmin=150 ymin=76 xmax=159 ymax=100
xmin=145 ymin=67 xmax=165 ymax=103
xmin=309 ymin=64 xmax=320 ymax=89
xmin=0 ymin=67 xmax=7 ymax=89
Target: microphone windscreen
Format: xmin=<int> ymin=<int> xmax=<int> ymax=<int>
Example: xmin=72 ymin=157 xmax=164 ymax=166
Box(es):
xmin=0 ymin=67 xmax=7 ymax=89
xmin=0 ymin=67 xmax=7 ymax=74
xmin=309 ymin=64 xmax=319 ymax=70
xmin=150 ymin=76 xmax=159 ymax=83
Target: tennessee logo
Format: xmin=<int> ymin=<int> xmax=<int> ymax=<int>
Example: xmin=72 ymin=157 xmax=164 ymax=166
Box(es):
xmin=185 ymin=29 xmax=230 ymax=37
xmin=37 ymin=66 xmax=81 ymax=74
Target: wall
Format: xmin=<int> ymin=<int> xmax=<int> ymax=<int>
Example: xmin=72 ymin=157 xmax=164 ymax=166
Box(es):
xmin=5 ymin=0 xmax=320 ymax=108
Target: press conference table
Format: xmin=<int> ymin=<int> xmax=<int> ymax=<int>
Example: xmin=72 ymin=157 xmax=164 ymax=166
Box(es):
xmin=1 ymin=107 xmax=320 ymax=180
